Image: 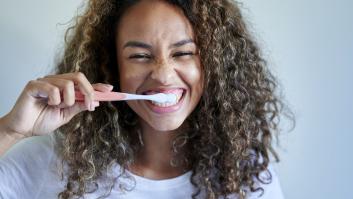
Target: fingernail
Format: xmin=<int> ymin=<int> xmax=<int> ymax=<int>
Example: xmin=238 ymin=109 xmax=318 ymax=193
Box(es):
xmin=90 ymin=101 xmax=94 ymax=111
xmin=104 ymin=84 xmax=113 ymax=89
xmin=37 ymin=92 xmax=48 ymax=98
xmin=92 ymin=101 xmax=99 ymax=107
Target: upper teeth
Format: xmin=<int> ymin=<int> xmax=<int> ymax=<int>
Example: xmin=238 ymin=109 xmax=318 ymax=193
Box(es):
xmin=151 ymin=93 xmax=183 ymax=107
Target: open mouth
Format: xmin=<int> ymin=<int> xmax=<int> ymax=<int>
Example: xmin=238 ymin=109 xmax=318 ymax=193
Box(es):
xmin=142 ymin=88 xmax=186 ymax=113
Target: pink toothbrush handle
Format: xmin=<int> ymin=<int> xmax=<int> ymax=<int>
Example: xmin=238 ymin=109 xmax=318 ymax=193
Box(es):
xmin=75 ymin=91 xmax=127 ymax=101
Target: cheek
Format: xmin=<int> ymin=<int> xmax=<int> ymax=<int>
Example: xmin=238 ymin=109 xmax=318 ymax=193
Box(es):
xmin=119 ymin=65 xmax=146 ymax=92
xmin=180 ymin=61 xmax=204 ymax=95
xmin=187 ymin=68 xmax=202 ymax=87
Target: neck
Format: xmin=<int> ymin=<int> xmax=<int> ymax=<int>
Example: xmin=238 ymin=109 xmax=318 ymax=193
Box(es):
xmin=129 ymin=120 xmax=189 ymax=179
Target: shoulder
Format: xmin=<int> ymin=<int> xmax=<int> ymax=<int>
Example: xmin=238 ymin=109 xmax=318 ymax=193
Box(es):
xmin=225 ymin=163 xmax=285 ymax=199
xmin=1 ymin=132 xmax=56 ymax=164
xmin=0 ymin=132 xmax=58 ymax=197
xmin=247 ymin=164 xmax=285 ymax=199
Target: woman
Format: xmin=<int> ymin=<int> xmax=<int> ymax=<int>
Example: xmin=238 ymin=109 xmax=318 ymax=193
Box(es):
xmin=0 ymin=0 xmax=293 ymax=198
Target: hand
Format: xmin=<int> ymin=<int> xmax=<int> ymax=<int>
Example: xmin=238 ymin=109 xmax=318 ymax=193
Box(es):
xmin=1 ymin=72 xmax=113 ymax=138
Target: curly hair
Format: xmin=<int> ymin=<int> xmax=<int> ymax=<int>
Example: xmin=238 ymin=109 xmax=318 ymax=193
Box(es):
xmin=52 ymin=0 xmax=294 ymax=199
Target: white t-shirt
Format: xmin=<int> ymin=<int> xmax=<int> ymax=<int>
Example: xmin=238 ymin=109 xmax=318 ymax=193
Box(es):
xmin=0 ymin=132 xmax=285 ymax=199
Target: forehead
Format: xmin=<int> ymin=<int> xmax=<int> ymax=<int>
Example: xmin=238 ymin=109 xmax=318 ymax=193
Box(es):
xmin=116 ymin=0 xmax=194 ymax=45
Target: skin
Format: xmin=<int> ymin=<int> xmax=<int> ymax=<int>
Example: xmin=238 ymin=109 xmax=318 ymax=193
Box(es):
xmin=0 ymin=72 xmax=109 ymax=155
xmin=116 ymin=0 xmax=203 ymax=179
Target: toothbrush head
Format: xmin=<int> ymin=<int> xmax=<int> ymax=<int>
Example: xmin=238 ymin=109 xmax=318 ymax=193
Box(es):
xmin=164 ymin=93 xmax=178 ymax=103
xmin=153 ymin=93 xmax=178 ymax=104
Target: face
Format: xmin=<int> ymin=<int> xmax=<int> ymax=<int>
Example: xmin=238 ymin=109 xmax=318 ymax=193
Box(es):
xmin=116 ymin=0 xmax=203 ymax=132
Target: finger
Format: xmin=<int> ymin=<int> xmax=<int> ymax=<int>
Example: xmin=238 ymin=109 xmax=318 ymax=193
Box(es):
xmin=44 ymin=72 xmax=94 ymax=101
xmin=61 ymin=101 xmax=100 ymax=121
xmin=25 ymin=80 xmax=61 ymax=106
xmin=43 ymin=72 xmax=94 ymax=110
xmin=92 ymin=83 xmax=114 ymax=92
xmin=37 ymin=77 xmax=75 ymax=107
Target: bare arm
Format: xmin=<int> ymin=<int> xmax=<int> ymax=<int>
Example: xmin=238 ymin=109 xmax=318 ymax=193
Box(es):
xmin=0 ymin=115 xmax=26 ymax=156
xmin=0 ymin=73 xmax=112 ymax=157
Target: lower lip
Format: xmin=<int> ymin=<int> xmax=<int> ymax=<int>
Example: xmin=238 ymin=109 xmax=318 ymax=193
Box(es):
xmin=145 ymin=91 xmax=186 ymax=114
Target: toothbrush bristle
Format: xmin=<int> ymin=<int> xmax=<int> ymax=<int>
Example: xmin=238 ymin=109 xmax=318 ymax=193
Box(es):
xmin=166 ymin=93 xmax=177 ymax=103
xmin=150 ymin=93 xmax=177 ymax=103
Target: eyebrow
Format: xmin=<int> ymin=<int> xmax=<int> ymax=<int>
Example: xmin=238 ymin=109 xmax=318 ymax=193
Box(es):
xmin=123 ymin=41 xmax=152 ymax=49
xmin=123 ymin=39 xmax=195 ymax=50
xmin=170 ymin=39 xmax=194 ymax=48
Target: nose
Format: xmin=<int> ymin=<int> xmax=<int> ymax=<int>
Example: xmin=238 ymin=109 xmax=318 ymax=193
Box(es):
xmin=150 ymin=59 xmax=176 ymax=85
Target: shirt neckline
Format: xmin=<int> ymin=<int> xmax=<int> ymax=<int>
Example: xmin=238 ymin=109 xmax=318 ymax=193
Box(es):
xmin=123 ymin=168 xmax=193 ymax=190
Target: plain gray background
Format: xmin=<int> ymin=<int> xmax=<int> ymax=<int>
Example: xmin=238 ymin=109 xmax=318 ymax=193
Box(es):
xmin=1 ymin=0 xmax=352 ymax=199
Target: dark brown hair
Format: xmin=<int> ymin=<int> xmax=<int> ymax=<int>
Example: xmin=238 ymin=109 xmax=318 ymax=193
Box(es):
xmin=53 ymin=0 xmax=294 ymax=198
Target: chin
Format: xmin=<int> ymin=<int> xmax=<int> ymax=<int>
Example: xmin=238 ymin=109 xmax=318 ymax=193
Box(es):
xmin=147 ymin=118 xmax=185 ymax=132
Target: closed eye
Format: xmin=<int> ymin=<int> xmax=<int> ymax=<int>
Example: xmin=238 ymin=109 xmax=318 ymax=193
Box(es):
xmin=128 ymin=54 xmax=152 ymax=60
xmin=173 ymin=51 xmax=194 ymax=57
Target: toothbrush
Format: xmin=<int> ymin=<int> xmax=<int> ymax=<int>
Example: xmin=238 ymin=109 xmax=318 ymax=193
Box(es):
xmin=74 ymin=90 xmax=177 ymax=104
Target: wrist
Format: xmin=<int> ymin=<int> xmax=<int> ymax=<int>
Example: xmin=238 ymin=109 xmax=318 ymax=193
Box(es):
xmin=0 ymin=115 xmax=27 ymax=156
xmin=0 ymin=115 xmax=27 ymax=140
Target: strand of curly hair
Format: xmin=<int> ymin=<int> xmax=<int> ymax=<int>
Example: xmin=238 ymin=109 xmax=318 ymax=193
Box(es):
xmin=51 ymin=0 xmax=294 ymax=199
